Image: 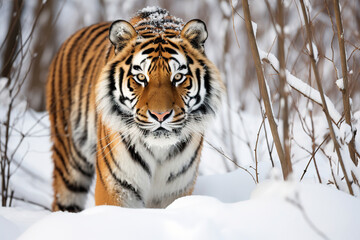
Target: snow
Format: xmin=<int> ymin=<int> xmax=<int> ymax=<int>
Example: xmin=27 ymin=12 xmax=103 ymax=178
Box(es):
xmin=139 ymin=6 xmax=161 ymax=13
xmin=258 ymin=48 xmax=342 ymax=123
xmin=285 ymin=72 xmax=341 ymax=123
xmin=252 ymin=21 xmax=257 ymax=38
xmin=0 ymin=179 xmax=359 ymax=240
xmin=133 ymin=7 xmax=184 ymax=33
xmin=306 ymin=42 xmax=319 ymax=63
xmin=336 ymin=78 xmax=344 ymax=90
xmin=339 ymin=123 xmax=353 ymax=144
xmin=220 ymin=1 xmax=231 ymax=17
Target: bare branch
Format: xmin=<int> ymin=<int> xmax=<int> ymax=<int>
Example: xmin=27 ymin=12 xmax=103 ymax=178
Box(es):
xmin=242 ymin=0 xmax=292 ymax=179
xmin=299 ymin=0 xmax=353 ymax=195
xmin=332 ymin=0 xmax=358 ymax=166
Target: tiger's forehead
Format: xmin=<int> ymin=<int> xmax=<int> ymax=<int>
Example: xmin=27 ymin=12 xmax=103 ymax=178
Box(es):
xmin=132 ymin=36 xmax=187 ymax=73
xmin=135 ymin=35 xmax=182 ymax=55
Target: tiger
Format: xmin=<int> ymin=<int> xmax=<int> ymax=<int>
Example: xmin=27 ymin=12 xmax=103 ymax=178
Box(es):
xmin=46 ymin=6 xmax=224 ymax=212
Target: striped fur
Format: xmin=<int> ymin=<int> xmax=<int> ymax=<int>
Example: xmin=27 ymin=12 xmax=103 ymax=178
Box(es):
xmin=47 ymin=7 xmax=224 ymax=212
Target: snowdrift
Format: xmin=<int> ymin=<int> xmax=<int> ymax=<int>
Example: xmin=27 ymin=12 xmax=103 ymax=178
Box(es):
xmin=1 ymin=173 xmax=359 ymax=240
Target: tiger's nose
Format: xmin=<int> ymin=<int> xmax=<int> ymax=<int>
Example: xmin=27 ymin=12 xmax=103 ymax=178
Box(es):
xmin=148 ymin=110 xmax=172 ymax=122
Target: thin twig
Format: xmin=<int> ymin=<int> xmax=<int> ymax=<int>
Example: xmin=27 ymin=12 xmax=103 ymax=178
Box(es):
xmin=11 ymin=196 xmax=51 ymax=211
xmin=254 ymin=113 xmax=266 ymax=183
xmin=205 ymin=140 xmax=257 ymax=184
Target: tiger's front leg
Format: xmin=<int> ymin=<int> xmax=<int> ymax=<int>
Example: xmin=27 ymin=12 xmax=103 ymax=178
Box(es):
xmin=51 ymin=138 xmax=95 ymax=212
xmin=95 ymin=120 xmax=145 ymax=208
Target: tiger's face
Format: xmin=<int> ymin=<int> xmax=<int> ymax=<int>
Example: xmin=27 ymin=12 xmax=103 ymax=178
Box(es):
xmin=97 ymin=20 xmax=223 ymax=147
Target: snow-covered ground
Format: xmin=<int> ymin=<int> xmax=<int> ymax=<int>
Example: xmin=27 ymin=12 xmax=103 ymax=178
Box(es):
xmin=2 ymin=176 xmax=360 ymax=240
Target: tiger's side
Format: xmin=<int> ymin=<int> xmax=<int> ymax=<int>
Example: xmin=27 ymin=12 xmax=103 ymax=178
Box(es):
xmin=47 ymin=7 xmax=224 ymax=212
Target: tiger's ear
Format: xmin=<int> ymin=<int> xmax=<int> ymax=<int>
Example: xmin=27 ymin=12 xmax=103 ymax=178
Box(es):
xmin=109 ymin=20 xmax=137 ymax=52
xmin=181 ymin=19 xmax=208 ymax=53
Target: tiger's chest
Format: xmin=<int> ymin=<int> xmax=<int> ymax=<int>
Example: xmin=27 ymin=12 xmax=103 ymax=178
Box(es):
xmin=105 ymin=134 xmax=203 ymax=208
xmin=72 ymin=103 xmax=203 ymax=208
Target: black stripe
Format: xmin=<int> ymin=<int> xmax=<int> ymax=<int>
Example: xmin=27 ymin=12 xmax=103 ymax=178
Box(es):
xmin=169 ymin=56 xmax=180 ymax=65
xmin=142 ymin=48 xmax=155 ymax=55
xmin=135 ymin=117 xmax=150 ymax=124
xmin=68 ymin=140 xmax=94 ymax=177
xmin=141 ymin=34 xmax=157 ymax=39
xmin=98 ymin=128 xmax=143 ymax=202
xmin=125 ymin=55 xmax=133 ymax=65
xmin=140 ymin=39 xmax=154 ymax=49
xmin=192 ymin=64 xmax=213 ymax=115
xmin=186 ymin=55 xmax=194 ymax=65
xmin=95 ymin=36 xmax=107 ymax=49
xmin=75 ymin=58 xmax=94 ymax=129
xmin=165 ymin=47 xmax=177 ymax=54
xmin=96 ymin=157 xmax=106 ymax=186
xmin=171 ymin=117 xmax=185 ymax=124
xmin=80 ymin=45 xmax=107 ymax=147
xmin=167 ymin=142 xmax=202 ymax=183
xmin=163 ymin=32 xmax=177 ymax=38
xmin=167 ymin=39 xmax=180 ymax=49
xmin=81 ymin=25 xmax=109 ymax=62
xmin=195 ymin=68 xmax=202 ymax=96
xmin=53 ymin=146 xmax=69 ymax=174
xmin=199 ymin=60 xmax=211 ymax=93
xmin=122 ymin=136 xmax=151 ymax=177
xmin=66 ymin=27 xmax=89 ymax=108
xmin=166 ymin=135 xmax=192 ymax=160
xmin=55 ymin=167 xmax=89 ymax=193
xmin=189 ymin=68 xmax=202 ymax=108
xmin=56 ymin=202 xmax=82 ymax=212
xmin=118 ymin=67 xmax=131 ymax=104
xmin=108 ymin=60 xmax=121 ymax=94
xmin=105 ymin=45 xmax=112 ymax=63
xmin=148 ymin=58 xmax=158 ymax=74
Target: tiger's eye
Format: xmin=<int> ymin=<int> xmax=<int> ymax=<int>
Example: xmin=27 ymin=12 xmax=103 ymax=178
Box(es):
xmin=137 ymin=73 xmax=146 ymax=81
xmin=174 ymin=73 xmax=183 ymax=81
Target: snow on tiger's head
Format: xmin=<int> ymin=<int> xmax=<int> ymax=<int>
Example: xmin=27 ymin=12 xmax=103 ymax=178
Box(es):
xmin=96 ymin=7 xmax=224 ymax=147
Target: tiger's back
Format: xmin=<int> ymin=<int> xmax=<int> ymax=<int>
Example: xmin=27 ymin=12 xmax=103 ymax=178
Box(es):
xmin=47 ymin=7 xmax=224 ymax=212
xmin=47 ymin=22 xmax=115 ymax=211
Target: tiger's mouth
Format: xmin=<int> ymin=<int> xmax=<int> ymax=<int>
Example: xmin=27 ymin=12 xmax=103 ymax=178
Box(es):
xmin=152 ymin=127 xmax=171 ymax=137
xmin=140 ymin=125 xmax=182 ymax=138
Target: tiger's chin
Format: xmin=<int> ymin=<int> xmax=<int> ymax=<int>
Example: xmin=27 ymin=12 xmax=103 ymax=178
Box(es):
xmin=140 ymin=127 xmax=186 ymax=148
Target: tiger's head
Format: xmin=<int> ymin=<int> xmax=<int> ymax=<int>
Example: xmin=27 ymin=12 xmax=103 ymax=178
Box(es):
xmin=97 ymin=12 xmax=224 ymax=147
